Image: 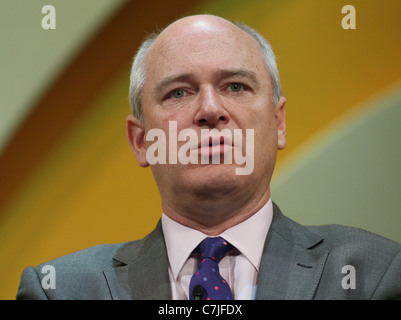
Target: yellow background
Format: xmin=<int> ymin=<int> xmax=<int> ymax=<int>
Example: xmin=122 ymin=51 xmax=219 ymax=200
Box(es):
xmin=1 ymin=0 xmax=400 ymax=299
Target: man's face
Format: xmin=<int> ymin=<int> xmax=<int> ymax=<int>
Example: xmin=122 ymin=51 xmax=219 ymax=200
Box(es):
xmin=128 ymin=16 xmax=286 ymax=212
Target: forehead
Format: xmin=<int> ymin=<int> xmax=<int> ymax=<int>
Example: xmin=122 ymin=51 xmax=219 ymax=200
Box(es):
xmin=143 ymin=18 xmax=268 ymax=84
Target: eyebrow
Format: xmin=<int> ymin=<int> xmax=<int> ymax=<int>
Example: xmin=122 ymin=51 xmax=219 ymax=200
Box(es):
xmin=154 ymin=73 xmax=193 ymax=98
xmin=216 ymin=69 xmax=260 ymax=90
xmin=153 ymin=68 xmax=260 ymax=98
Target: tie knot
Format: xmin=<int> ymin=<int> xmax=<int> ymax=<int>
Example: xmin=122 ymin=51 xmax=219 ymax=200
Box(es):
xmin=199 ymin=237 xmax=232 ymax=264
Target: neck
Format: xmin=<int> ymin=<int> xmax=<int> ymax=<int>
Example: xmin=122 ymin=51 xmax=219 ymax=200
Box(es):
xmin=162 ymin=188 xmax=271 ymax=236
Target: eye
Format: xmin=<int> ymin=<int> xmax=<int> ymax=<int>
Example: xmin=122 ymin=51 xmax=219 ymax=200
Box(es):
xmin=228 ymin=83 xmax=244 ymax=92
xmin=170 ymin=88 xmax=186 ymax=99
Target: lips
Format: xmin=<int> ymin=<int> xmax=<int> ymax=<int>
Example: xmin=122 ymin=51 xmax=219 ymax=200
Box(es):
xmin=194 ymin=135 xmax=234 ymax=157
xmin=199 ymin=135 xmax=233 ymax=148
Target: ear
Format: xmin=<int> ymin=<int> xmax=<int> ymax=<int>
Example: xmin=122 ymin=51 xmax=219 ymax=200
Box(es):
xmin=275 ymin=97 xmax=287 ymax=150
xmin=126 ymin=115 xmax=149 ymax=167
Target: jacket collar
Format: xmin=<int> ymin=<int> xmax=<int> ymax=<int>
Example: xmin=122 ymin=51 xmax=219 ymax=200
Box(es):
xmin=255 ymin=203 xmax=328 ymax=299
xmin=105 ymin=221 xmax=172 ymax=299
xmin=105 ymin=203 xmax=328 ymax=300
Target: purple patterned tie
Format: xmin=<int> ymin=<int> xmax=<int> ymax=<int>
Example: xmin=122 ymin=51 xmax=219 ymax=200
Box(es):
xmin=189 ymin=237 xmax=233 ymax=300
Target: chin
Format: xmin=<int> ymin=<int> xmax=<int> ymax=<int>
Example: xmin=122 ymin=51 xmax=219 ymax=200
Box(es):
xmin=183 ymin=164 xmax=248 ymax=195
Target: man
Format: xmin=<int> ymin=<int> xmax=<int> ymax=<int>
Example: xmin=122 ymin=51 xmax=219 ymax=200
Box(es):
xmin=17 ymin=14 xmax=401 ymax=300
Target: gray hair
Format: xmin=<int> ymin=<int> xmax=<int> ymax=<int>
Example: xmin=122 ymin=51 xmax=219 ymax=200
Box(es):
xmin=128 ymin=20 xmax=283 ymax=123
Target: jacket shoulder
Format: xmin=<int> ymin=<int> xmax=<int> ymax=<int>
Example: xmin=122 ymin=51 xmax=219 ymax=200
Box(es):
xmin=307 ymin=223 xmax=401 ymax=253
xmin=306 ymin=224 xmax=401 ymax=299
xmin=16 ymin=241 xmax=143 ymax=300
xmin=36 ymin=242 xmax=128 ymax=271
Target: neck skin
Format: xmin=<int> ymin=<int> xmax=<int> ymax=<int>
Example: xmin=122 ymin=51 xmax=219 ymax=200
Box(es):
xmin=161 ymin=186 xmax=271 ymax=236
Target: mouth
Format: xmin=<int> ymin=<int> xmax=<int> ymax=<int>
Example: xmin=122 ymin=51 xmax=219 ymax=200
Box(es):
xmin=195 ymin=135 xmax=234 ymax=157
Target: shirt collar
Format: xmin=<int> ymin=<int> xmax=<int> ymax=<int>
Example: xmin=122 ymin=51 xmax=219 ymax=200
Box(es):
xmin=161 ymin=199 xmax=273 ymax=280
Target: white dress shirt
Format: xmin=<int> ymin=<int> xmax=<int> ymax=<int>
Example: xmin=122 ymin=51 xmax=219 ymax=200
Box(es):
xmin=161 ymin=199 xmax=273 ymax=300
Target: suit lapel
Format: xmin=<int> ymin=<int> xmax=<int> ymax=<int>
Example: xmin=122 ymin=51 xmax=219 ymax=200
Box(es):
xmin=256 ymin=204 xmax=329 ymax=300
xmin=104 ymin=204 xmax=328 ymax=300
xmin=104 ymin=221 xmax=172 ymax=300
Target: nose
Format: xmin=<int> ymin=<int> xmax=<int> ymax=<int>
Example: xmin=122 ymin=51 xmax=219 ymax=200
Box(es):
xmin=194 ymin=85 xmax=230 ymax=128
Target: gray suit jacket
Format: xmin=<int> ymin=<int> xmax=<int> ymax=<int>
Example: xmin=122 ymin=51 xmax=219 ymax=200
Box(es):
xmin=16 ymin=203 xmax=401 ymax=299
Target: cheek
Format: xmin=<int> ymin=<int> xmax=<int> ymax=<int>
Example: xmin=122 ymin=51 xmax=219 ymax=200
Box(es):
xmin=252 ymin=111 xmax=278 ymax=159
xmin=235 ymin=92 xmax=273 ymax=121
xmin=143 ymin=114 xmax=194 ymax=152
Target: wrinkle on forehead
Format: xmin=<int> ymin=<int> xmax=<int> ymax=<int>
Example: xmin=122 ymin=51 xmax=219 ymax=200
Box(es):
xmin=141 ymin=14 xmax=271 ymax=100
